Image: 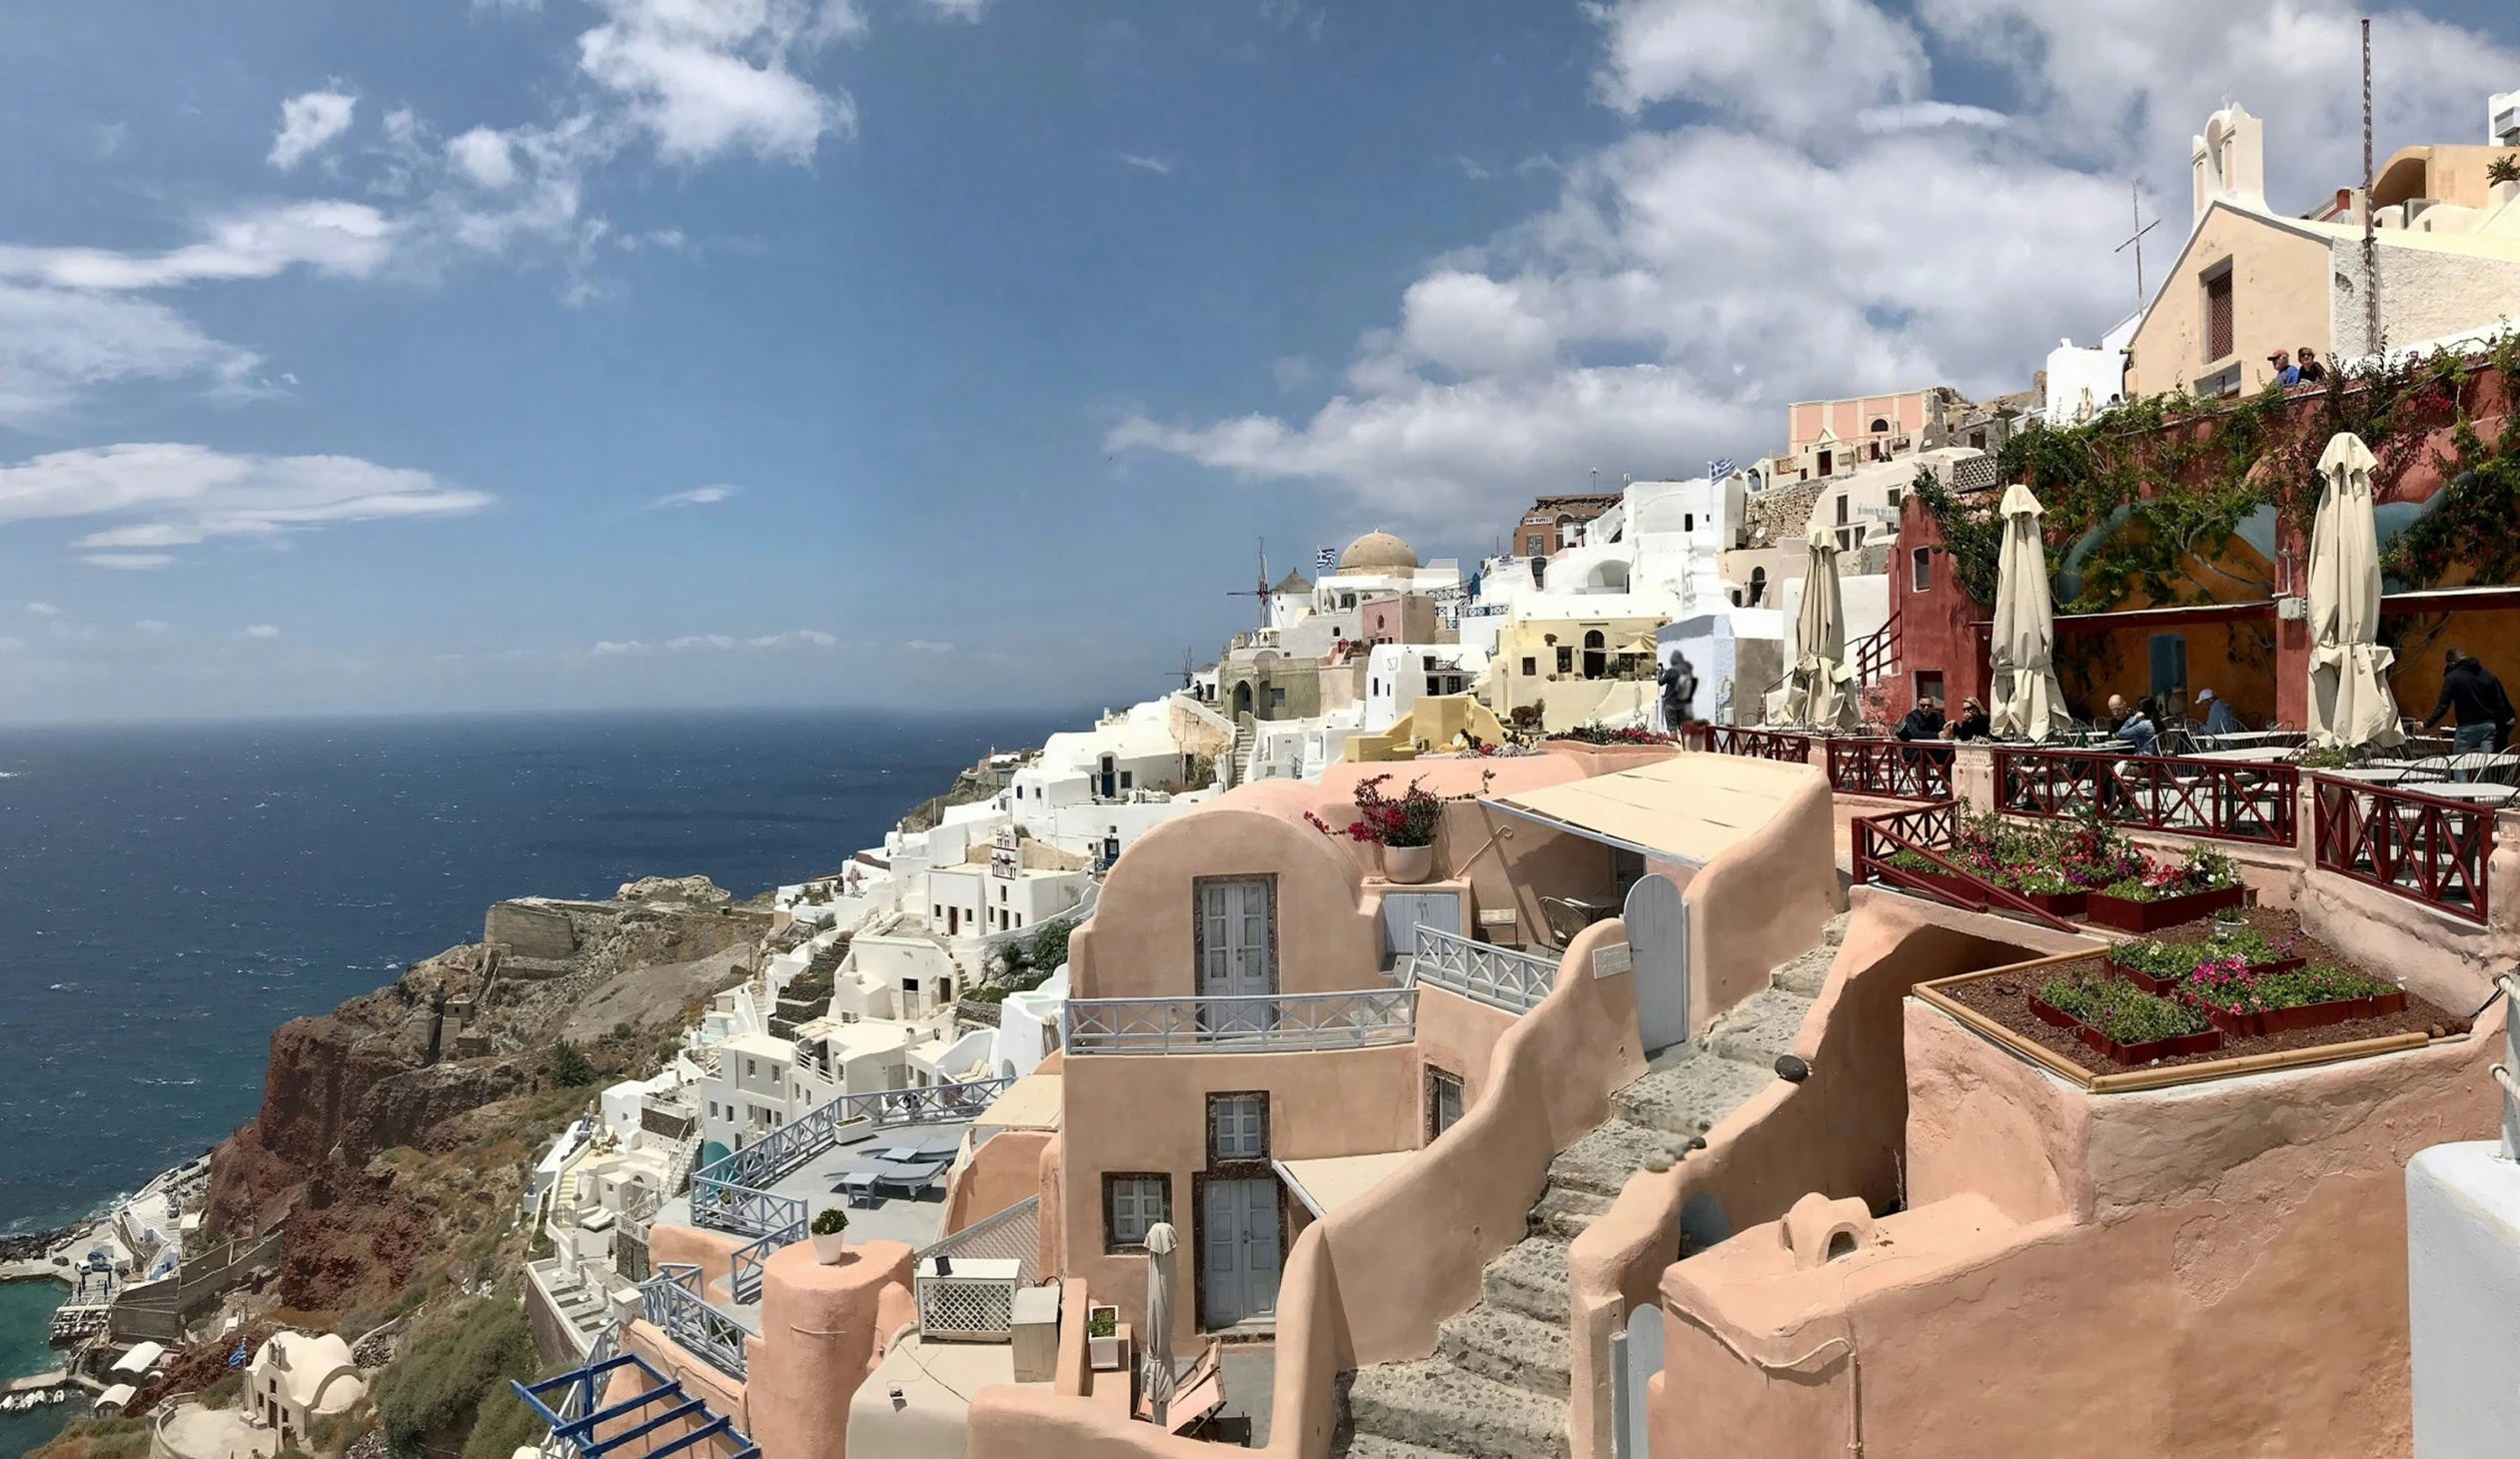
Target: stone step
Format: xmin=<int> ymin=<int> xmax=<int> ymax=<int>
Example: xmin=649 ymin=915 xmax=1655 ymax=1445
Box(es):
xmin=1543 ymin=1119 xmax=1671 ymax=1199
xmin=1823 ymin=909 xmax=1852 ymax=945
xmin=1528 ymin=1183 xmax=1612 ymax=1241
xmin=1612 ymin=1051 xmax=1775 ymax=1137
xmin=1771 ymin=942 xmax=1837 ymax=997
xmin=1704 ymin=985 xmax=1814 ymax=1066
xmin=1479 ymin=1236 xmax=1570 ymax=1325
xmin=1345 ymin=1358 xmax=1569 ymax=1459
xmin=1435 ymin=1303 xmax=1571 ymax=1395
xmin=1332 ymin=1434 xmax=1468 ymax=1459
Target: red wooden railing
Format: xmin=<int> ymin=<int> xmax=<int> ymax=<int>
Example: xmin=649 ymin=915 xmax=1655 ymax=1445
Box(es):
xmin=1990 ymin=745 xmax=2298 ymax=846
xmin=1854 ymin=607 xmax=1900 ymax=686
xmin=1850 ymin=800 xmax=2077 ymax=932
xmin=2312 ymin=774 xmax=2494 ymax=925
xmin=1827 ymin=736 xmax=1954 ymax=801
xmin=1702 ymin=725 xmax=1815 ymax=763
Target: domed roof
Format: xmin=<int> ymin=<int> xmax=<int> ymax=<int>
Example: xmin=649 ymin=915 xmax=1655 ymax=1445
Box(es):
xmin=1337 ymin=531 xmax=1419 ymax=574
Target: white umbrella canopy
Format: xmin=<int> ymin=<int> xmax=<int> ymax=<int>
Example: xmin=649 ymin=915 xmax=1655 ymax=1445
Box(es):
xmin=1989 ymin=484 xmax=2067 ymax=741
xmin=2306 ymin=433 xmax=2404 ymax=749
xmin=1785 ymin=526 xmax=1859 ymax=730
xmin=1143 ymin=1222 xmax=1177 ymax=1428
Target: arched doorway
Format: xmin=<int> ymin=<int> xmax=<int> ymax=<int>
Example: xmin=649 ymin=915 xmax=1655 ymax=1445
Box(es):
xmin=1232 ymin=682 xmax=1254 ymax=718
xmin=1583 ymin=629 xmax=1607 ymax=680
xmin=1749 ymin=566 xmax=1767 ymax=606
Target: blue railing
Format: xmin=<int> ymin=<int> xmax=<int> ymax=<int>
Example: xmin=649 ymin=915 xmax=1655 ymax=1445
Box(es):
xmin=687 ymin=1075 xmax=1011 ymax=1255
xmin=640 ymin=1264 xmax=756 ymax=1381
xmin=512 ymin=1346 xmax=759 ymax=1459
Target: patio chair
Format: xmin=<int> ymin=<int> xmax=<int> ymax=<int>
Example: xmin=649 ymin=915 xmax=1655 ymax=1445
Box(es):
xmin=1538 ymin=895 xmax=1606 ymax=950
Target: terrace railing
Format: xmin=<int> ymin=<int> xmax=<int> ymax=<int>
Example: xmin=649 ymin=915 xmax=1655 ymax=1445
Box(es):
xmin=690 ymin=1074 xmax=1011 ymax=1260
xmin=640 ymin=1264 xmax=755 ymax=1381
xmin=1062 ymin=988 xmax=1417 ymax=1054
xmin=2313 ymin=774 xmax=2494 ymax=925
xmin=1701 ymin=725 xmax=1815 ymax=763
xmin=1827 ymin=736 xmax=1954 ymax=801
xmin=1991 ymin=745 xmax=2298 ymax=846
xmin=1851 ymin=799 xmax=2077 ymax=933
xmin=1407 ymin=924 xmax=1560 ymax=1014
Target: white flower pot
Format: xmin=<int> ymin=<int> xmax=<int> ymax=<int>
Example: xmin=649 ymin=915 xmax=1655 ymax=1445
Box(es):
xmin=1087 ymin=1333 xmax=1122 ymax=1371
xmin=812 ymin=1232 xmax=848 ymax=1264
xmin=1382 ymin=843 xmax=1437 ymax=884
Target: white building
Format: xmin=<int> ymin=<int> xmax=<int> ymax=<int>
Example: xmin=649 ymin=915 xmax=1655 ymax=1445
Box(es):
xmin=697 ymin=1032 xmax=836 ymax=1153
xmin=1363 ymin=644 xmax=1490 ymax=731
xmin=247 ymin=1332 xmax=364 ymax=1449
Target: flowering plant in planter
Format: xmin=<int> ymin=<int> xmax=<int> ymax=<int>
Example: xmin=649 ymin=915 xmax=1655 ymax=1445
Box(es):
xmin=2099 ymin=844 xmax=2242 ymax=901
xmin=2036 ymin=973 xmax=2211 ymax=1043
xmin=1548 ymin=724 xmax=1676 ymax=745
xmin=1306 ymin=774 xmax=1445 ymax=847
xmin=2182 ymin=957 xmax=2396 ymax=1017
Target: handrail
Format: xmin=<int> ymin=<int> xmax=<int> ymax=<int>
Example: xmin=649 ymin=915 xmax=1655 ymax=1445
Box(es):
xmin=2311 ymin=773 xmax=2493 ymax=924
xmin=1701 ymin=725 xmax=1814 ymax=763
xmin=1853 ymin=607 xmax=1901 ymax=686
xmin=1062 ymin=988 xmax=1417 ymax=1053
xmin=640 ymin=1264 xmax=754 ymax=1380
xmin=1826 ymin=736 xmax=1953 ymax=801
xmin=1990 ymin=744 xmax=2297 ymax=845
xmin=1407 ymin=924 xmax=1559 ymax=1013
xmin=1851 ymin=800 xmax=2077 ymax=933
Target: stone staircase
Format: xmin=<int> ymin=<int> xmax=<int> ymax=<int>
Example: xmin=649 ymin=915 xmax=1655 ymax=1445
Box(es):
xmin=1333 ymin=913 xmax=1848 ymax=1459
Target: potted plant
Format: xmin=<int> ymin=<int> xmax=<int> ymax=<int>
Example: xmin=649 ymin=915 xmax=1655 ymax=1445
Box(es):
xmin=1309 ymin=774 xmax=1446 ymax=883
xmin=810 ymin=1207 xmax=849 ymax=1264
xmin=1086 ymin=1304 xmax=1121 ymax=1371
xmin=2085 ymin=845 xmax=2247 ymax=933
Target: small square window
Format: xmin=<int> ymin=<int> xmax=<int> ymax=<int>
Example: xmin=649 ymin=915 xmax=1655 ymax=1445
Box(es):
xmin=1426 ymin=676 xmax=1443 ymax=696
xmin=1209 ymin=1092 xmax=1269 ymax=1162
xmin=1119 ymin=770 xmax=1134 ymax=788
xmin=1269 ymin=687 xmax=1287 ymax=708
xmin=1521 ymin=656 xmax=1538 ymax=677
xmin=1556 ymin=647 xmax=1575 ymax=675
xmin=1104 ymin=1173 xmax=1170 ymax=1250
xmin=1910 ymin=547 xmax=1931 ymax=594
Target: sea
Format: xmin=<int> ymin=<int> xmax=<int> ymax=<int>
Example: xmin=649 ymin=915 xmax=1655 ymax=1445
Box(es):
xmin=0 ymin=708 xmax=1079 ymax=1455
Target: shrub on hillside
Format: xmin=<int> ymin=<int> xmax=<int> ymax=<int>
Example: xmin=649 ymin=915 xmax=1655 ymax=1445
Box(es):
xmin=371 ymin=1297 xmax=536 ymax=1459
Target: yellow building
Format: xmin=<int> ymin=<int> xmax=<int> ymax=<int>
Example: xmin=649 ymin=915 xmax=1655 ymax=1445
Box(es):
xmin=1484 ymin=609 xmax=1667 ymax=730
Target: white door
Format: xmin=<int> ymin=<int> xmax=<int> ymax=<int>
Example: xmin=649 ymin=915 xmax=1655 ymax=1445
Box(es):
xmin=1624 ymin=874 xmax=1691 ymax=1054
xmin=1198 ymin=879 xmax=1274 ymax=1033
xmin=1380 ymin=890 xmax=1461 ymax=963
xmin=1202 ymin=1177 xmax=1281 ymax=1328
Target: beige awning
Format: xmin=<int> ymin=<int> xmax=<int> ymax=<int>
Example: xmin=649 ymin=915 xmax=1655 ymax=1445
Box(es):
xmin=973 ymin=1071 xmax=1062 ymax=1133
xmin=1274 ymin=1151 xmax=1415 ymax=1218
xmin=1482 ymin=753 xmax=1815 ymax=867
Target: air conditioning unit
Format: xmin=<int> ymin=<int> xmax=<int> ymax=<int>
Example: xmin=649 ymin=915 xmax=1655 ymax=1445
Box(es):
xmin=2276 ymin=595 xmax=2308 ymax=621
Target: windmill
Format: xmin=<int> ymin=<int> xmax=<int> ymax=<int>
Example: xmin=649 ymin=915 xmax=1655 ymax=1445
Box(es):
xmin=1224 ymin=539 xmax=1272 ymax=629
xmin=1177 ymin=647 xmax=1199 ymax=691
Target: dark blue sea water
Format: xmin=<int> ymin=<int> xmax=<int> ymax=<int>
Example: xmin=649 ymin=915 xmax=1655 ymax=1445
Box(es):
xmin=0 ymin=709 xmax=1077 ymax=1235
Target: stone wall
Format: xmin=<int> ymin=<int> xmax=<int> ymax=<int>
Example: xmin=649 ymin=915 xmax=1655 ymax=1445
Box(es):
xmin=485 ymin=900 xmax=579 ymax=959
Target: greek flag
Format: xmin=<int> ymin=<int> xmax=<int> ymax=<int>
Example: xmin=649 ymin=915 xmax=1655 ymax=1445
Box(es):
xmin=1709 ymin=458 xmax=1736 ymax=479
xmin=1316 ymin=546 xmax=1338 ymax=571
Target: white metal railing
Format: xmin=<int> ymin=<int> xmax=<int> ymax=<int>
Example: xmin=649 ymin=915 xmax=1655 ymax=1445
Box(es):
xmin=1062 ymin=987 xmax=1417 ymax=1053
xmin=1407 ymin=924 xmax=1558 ymax=1014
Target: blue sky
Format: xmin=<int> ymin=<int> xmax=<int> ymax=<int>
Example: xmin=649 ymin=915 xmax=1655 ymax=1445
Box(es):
xmin=2 ymin=0 xmax=2516 ymax=721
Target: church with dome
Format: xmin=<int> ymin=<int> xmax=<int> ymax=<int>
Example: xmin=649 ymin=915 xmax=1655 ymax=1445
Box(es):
xmin=1206 ymin=530 xmax=1467 ymax=736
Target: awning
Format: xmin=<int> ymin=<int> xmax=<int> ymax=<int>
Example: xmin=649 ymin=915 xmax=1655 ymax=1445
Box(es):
xmin=95 ymin=1384 xmax=137 ymax=1412
xmin=1481 ymin=753 xmax=1816 ymax=868
xmin=973 ymin=1072 xmax=1062 ymax=1134
xmin=1273 ymin=1152 xmax=1414 ymax=1219
xmin=110 ymin=1341 xmax=165 ymax=1375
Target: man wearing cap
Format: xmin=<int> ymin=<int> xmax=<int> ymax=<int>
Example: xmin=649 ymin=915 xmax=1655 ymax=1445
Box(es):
xmin=2267 ymin=349 xmax=2299 ymax=387
xmin=2194 ymin=688 xmax=2242 ymax=736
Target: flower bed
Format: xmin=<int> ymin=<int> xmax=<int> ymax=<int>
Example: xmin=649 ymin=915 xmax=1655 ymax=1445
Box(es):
xmin=1547 ymin=724 xmax=1676 ymax=746
xmin=2085 ymin=845 xmax=2249 ymax=932
xmin=2029 ymin=973 xmax=2223 ymax=1065
xmin=2180 ymin=958 xmax=2406 ymax=1038
xmin=2105 ymin=924 xmax=2303 ymax=994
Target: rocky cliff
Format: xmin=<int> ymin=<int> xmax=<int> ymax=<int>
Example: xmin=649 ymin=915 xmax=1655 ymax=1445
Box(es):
xmin=204 ymin=880 xmax=765 ymax=1313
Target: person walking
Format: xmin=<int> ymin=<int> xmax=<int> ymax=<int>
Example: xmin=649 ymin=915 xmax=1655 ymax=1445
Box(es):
xmin=2423 ymin=651 xmax=2513 ymax=774
xmin=1657 ymin=652 xmax=1698 ymax=733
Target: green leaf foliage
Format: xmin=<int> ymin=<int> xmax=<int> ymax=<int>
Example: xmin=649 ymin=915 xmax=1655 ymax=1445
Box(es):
xmin=372 ymin=1297 xmax=538 ymax=1459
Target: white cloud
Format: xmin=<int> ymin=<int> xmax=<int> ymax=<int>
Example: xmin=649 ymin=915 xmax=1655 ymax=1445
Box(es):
xmin=921 ymin=0 xmax=988 ymax=19
xmin=1118 ymin=153 xmax=1175 ymax=175
xmin=594 ymin=639 xmax=649 ymax=655
xmin=577 ymin=0 xmax=861 ymax=166
xmin=0 ymin=282 xmax=265 ymax=425
xmin=1113 ymin=0 xmax=2520 ymax=528
xmin=245 ymin=624 xmax=280 ymax=639
xmin=0 ymin=637 xmax=23 ymax=653
xmin=650 ymin=484 xmax=737 ymax=508
xmin=749 ymin=628 xmax=837 ymax=647
xmin=448 ymin=128 xmax=519 ymax=189
xmin=0 ymin=202 xmax=397 ymax=291
xmin=135 ymin=619 xmax=169 ymax=632
xmin=668 ymin=633 xmax=737 ymax=650
xmin=904 ymin=639 xmax=954 ymax=654
xmin=0 ymin=444 xmax=491 ymax=564
xmin=25 ymin=603 xmax=58 ymax=617
xmin=268 ymin=91 xmax=358 ymax=171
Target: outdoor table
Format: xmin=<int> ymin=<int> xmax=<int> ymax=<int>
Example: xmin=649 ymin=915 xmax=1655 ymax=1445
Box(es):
xmin=2322 ymin=765 xmax=2437 ymax=784
xmin=2407 ymin=781 xmax=2519 ymax=802
xmin=834 ymin=1171 xmax=882 ymax=1207
xmin=2186 ymin=745 xmax=2298 ymax=762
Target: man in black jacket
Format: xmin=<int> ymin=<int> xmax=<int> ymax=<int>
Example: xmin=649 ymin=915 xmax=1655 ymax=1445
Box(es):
xmin=2423 ymin=651 xmax=2515 ymax=768
xmin=1892 ymin=696 xmax=1945 ymax=741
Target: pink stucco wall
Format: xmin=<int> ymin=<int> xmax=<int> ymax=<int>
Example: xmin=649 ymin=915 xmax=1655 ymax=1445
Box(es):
xmin=745 ymin=1240 xmax=915 ymax=1459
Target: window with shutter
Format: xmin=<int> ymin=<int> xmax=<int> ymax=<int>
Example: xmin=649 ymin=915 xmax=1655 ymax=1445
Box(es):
xmin=2204 ymin=263 xmax=2235 ymax=361
xmin=1209 ymin=1092 xmax=1269 ymax=1162
xmin=1104 ymin=1173 xmax=1170 ymax=1249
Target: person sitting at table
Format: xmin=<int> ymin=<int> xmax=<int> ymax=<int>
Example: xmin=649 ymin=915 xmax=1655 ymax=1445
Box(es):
xmin=1893 ymin=695 xmax=1945 ymax=741
xmin=2097 ymin=693 xmax=2128 ymax=731
xmin=2194 ymin=687 xmax=2243 ymax=736
xmin=1945 ymin=697 xmax=1991 ymax=740
xmin=2422 ymin=649 xmax=2513 ymax=775
xmin=2112 ymin=697 xmax=2159 ymax=755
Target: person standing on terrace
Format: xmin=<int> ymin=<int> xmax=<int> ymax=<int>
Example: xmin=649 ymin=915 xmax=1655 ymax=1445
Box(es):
xmin=2421 ymin=651 xmax=2513 ymax=767
xmin=2295 ymin=345 xmax=2327 ymax=384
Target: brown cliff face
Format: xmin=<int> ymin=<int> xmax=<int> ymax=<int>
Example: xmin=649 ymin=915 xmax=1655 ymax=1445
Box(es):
xmin=204 ymin=888 xmax=763 ymax=1312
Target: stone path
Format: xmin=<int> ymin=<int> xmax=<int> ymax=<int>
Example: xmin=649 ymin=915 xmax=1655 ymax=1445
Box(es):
xmin=1331 ymin=913 xmax=1847 ymax=1459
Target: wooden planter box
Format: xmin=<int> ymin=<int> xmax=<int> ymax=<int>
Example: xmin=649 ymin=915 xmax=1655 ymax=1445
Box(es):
xmin=2007 ymin=887 xmax=2091 ymax=917
xmin=1885 ymin=866 xmax=2085 ymax=917
xmin=2083 ymin=884 xmax=2247 ymax=933
xmin=2109 ymin=955 xmax=2304 ymax=996
xmin=2027 ymin=992 xmax=2224 ymax=1065
xmin=2200 ymin=987 xmax=2409 ymax=1038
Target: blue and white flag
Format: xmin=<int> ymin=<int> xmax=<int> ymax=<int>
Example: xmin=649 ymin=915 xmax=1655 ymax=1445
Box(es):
xmin=1316 ymin=546 xmax=1338 ymax=571
xmin=1709 ymin=458 xmax=1736 ymax=479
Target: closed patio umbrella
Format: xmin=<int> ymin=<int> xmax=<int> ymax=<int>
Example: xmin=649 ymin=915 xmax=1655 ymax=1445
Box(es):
xmin=1989 ymin=484 xmax=2066 ymax=741
xmin=1787 ymin=526 xmax=1858 ymax=730
xmin=2306 ymin=433 xmax=2404 ymax=749
xmin=1143 ymin=1222 xmax=1177 ymax=1428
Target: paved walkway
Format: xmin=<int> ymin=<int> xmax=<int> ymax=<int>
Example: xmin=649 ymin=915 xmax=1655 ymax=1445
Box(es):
xmin=157 ymin=1404 xmax=279 ymax=1459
